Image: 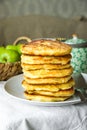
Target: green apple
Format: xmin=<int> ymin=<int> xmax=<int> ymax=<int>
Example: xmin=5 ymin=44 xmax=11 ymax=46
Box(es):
xmin=0 ymin=46 xmax=5 ymax=51
xmin=6 ymin=45 xmax=17 ymax=52
xmin=0 ymin=49 xmax=20 ymax=63
xmin=6 ymin=44 xmax=22 ymax=55
xmin=16 ymin=44 xmax=22 ymax=54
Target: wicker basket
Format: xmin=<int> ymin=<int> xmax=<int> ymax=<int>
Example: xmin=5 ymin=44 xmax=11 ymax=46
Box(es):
xmin=0 ymin=36 xmax=31 ymax=81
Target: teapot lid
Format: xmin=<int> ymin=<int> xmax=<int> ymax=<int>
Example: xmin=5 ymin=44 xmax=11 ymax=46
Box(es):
xmin=65 ymin=34 xmax=87 ymax=48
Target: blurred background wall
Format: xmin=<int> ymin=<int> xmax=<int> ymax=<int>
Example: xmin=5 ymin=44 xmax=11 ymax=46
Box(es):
xmin=0 ymin=0 xmax=87 ymax=19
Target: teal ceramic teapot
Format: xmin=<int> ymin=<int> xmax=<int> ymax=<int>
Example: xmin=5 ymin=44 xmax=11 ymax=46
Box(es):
xmin=65 ymin=34 xmax=87 ymax=74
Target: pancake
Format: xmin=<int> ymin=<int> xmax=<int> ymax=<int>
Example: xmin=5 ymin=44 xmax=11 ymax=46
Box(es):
xmin=21 ymin=62 xmax=71 ymax=70
xmin=23 ymin=66 xmax=73 ymax=78
xmin=21 ymin=39 xmax=72 ymax=56
xmin=26 ymin=87 xmax=74 ymax=97
xmin=22 ymin=78 xmax=75 ymax=91
xmin=24 ymin=92 xmax=71 ymax=102
xmin=24 ymin=75 xmax=71 ymax=84
xmin=21 ymin=54 xmax=71 ymax=65
xmin=21 ymin=39 xmax=74 ymax=102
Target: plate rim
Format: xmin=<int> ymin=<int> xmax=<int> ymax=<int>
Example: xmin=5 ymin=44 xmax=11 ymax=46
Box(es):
xmin=3 ymin=74 xmax=81 ymax=107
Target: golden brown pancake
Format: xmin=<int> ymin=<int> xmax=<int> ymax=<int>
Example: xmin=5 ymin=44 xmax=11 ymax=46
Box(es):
xmin=24 ymin=92 xmax=71 ymax=102
xmin=26 ymin=87 xmax=74 ymax=97
xmin=21 ymin=39 xmax=74 ymax=102
xmin=21 ymin=39 xmax=72 ymax=56
xmin=24 ymin=75 xmax=71 ymax=84
xmin=21 ymin=54 xmax=71 ymax=65
xmin=21 ymin=62 xmax=71 ymax=70
xmin=23 ymin=66 xmax=73 ymax=78
xmin=22 ymin=78 xmax=75 ymax=91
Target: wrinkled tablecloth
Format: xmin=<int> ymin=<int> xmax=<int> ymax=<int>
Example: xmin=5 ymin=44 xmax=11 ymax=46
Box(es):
xmin=0 ymin=74 xmax=87 ymax=130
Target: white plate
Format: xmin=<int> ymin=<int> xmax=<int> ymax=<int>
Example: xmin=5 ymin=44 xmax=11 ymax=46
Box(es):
xmin=4 ymin=74 xmax=81 ymax=107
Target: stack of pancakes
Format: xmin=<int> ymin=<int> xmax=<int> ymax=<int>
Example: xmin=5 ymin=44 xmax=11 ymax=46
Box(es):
xmin=21 ymin=39 xmax=75 ymax=102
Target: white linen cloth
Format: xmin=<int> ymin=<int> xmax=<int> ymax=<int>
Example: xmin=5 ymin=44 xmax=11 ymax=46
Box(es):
xmin=0 ymin=76 xmax=87 ymax=130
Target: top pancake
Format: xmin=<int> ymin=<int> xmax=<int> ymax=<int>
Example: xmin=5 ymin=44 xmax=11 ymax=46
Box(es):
xmin=21 ymin=39 xmax=72 ymax=56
